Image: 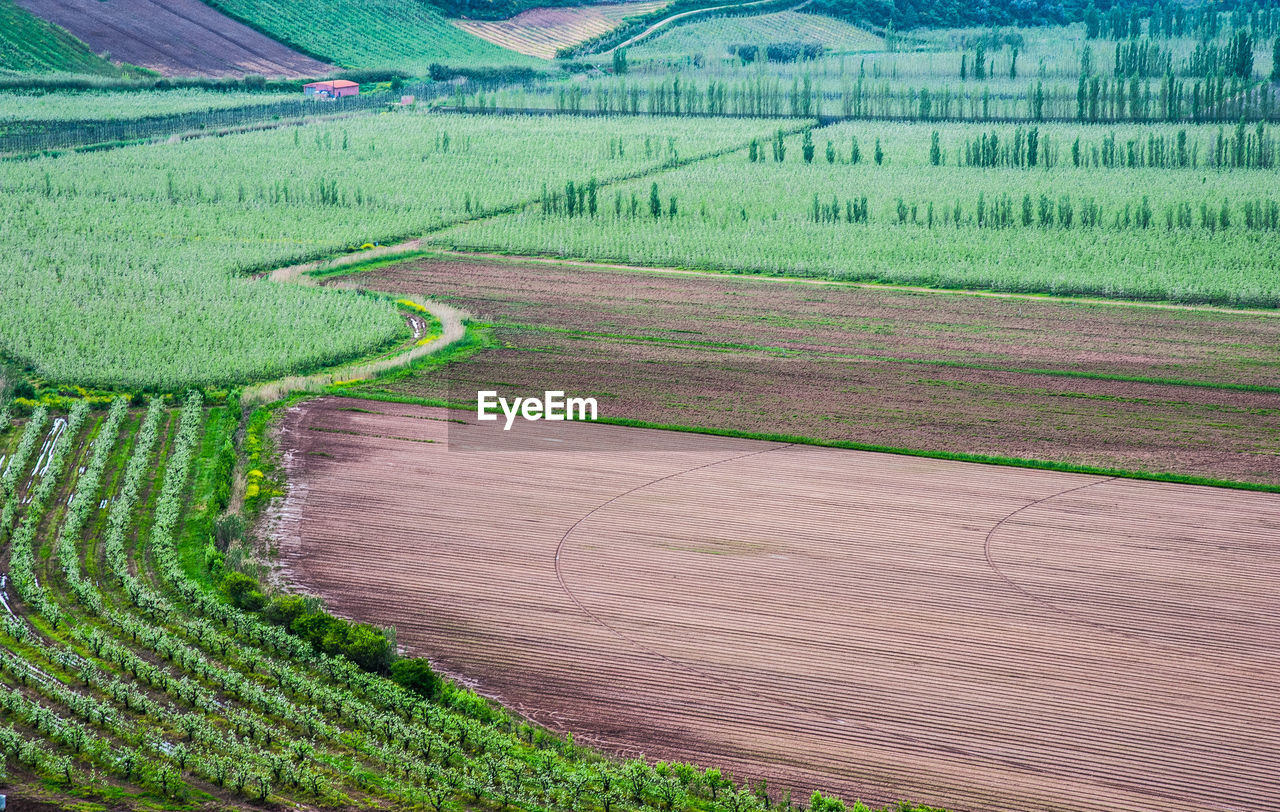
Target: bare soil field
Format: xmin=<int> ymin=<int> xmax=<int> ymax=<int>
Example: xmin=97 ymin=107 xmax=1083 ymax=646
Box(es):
xmin=273 ymin=396 xmax=1280 ymax=812
xmin=454 ymin=2 xmax=668 ymax=58
xmin=343 ymin=257 xmax=1280 ymax=485
xmin=14 ymin=0 xmax=330 ymax=76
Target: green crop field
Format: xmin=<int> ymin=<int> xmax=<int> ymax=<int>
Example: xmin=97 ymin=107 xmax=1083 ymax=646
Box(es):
xmin=435 ymin=119 xmax=1280 ymax=306
xmin=0 ymin=111 xmax=800 ymax=390
xmin=0 ymin=89 xmax=298 ymax=123
xmin=0 ymin=0 xmax=121 ymax=75
xmin=202 ymin=0 xmax=544 ymax=69
xmin=2 ymin=2 xmax=1280 ymax=811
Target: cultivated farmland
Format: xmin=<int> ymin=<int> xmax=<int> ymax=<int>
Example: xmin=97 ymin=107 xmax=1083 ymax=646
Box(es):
xmin=456 ymin=2 xmax=668 ymax=59
xmin=2 ymin=3 xmax=1278 ymax=810
xmin=337 ymin=255 xmax=1280 ymax=486
xmin=200 ymin=0 xmax=543 ymax=69
xmin=0 ymin=112 xmax=795 ymax=389
xmin=0 ymin=89 xmax=299 ymax=123
xmin=272 ymin=397 xmax=1280 ymax=812
xmin=436 ymin=120 xmax=1280 ymax=307
xmin=12 ymin=0 xmax=331 ymax=77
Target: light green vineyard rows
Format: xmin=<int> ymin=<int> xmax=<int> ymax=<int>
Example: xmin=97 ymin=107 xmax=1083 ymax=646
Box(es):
xmin=0 ymin=399 xmax=919 ymax=811
xmin=0 ymin=89 xmax=298 ymax=124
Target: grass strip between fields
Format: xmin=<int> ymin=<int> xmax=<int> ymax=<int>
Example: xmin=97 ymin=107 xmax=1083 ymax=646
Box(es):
xmin=483 ymin=321 xmax=1280 ymax=395
xmin=330 ymin=384 xmax=1280 ymax=495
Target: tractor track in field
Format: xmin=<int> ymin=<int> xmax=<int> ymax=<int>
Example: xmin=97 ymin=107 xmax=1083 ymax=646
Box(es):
xmin=272 ymin=398 xmax=1280 ymax=812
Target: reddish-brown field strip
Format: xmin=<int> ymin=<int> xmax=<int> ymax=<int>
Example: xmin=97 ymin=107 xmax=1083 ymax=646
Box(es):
xmin=14 ymin=0 xmax=330 ymax=77
xmin=274 ymin=397 xmax=1280 ymax=812
xmin=346 ymin=258 xmax=1280 ymax=486
xmin=358 ymin=257 xmax=1280 ymax=388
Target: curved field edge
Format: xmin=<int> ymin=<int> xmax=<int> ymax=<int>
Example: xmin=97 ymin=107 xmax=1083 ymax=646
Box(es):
xmin=1 ymin=392 xmax=955 ymax=811
xmin=628 ymin=10 xmax=884 ymax=58
xmin=2 ymin=113 xmax=812 ymax=392
xmin=559 ymin=0 xmax=798 ymax=57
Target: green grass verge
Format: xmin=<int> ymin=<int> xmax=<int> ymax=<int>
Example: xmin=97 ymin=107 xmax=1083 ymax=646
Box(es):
xmin=332 ymin=390 xmax=1280 ymax=495
xmin=488 ymin=321 xmax=1280 ymax=395
xmin=175 ymin=404 xmax=236 ymax=593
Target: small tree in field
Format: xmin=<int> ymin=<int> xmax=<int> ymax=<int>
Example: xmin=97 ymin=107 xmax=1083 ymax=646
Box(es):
xmin=725 ymin=786 xmax=761 ymax=812
xmin=703 ymin=768 xmax=730 ymax=800
xmin=811 ymin=791 xmax=847 ymax=812
xmin=649 ymin=183 xmax=661 ymax=218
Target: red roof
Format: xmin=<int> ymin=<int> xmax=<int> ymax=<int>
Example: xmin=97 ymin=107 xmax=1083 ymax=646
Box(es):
xmin=304 ymin=80 xmax=359 ymax=89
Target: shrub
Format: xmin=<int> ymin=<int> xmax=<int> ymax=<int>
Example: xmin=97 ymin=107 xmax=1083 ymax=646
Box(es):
xmin=263 ymin=594 xmax=308 ymax=627
xmin=221 ymin=571 xmax=258 ymax=605
xmin=390 ymin=657 xmax=441 ymax=698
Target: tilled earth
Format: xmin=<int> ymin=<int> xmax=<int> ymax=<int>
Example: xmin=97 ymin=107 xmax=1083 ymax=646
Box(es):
xmin=345 ymin=257 xmax=1280 ymax=485
xmin=274 ymin=397 xmax=1280 ymax=812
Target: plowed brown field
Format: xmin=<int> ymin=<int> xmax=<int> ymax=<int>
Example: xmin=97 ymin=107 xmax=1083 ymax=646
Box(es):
xmin=343 ymin=256 xmax=1280 ymax=486
xmin=273 ymin=396 xmax=1280 ymax=812
xmin=14 ymin=0 xmax=329 ymax=76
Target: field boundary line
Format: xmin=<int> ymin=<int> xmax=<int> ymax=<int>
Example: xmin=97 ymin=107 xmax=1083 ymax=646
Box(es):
xmin=333 ymin=394 xmax=1280 ymax=494
xmin=982 ymin=476 xmax=1126 ymax=629
xmin=978 ymin=475 xmax=1275 ymax=657
xmin=257 ymin=119 xmax=815 ymax=284
xmin=426 ymin=250 xmax=1280 ymax=318
xmin=485 ymin=320 xmax=1280 ymax=394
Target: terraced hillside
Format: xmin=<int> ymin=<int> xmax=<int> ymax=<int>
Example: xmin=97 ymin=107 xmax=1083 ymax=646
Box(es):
xmin=12 ymin=0 xmax=330 ymax=77
xmin=0 ymin=0 xmax=120 ymax=75
xmin=201 ymin=0 xmax=540 ymax=69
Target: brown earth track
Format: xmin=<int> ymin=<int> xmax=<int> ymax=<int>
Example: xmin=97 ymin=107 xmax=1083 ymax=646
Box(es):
xmin=275 ymin=396 xmax=1280 ymax=812
xmin=359 ymin=257 xmax=1280 ymax=387
xmin=13 ymin=0 xmax=330 ymax=77
xmin=344 ymin=257 xmax=1280 ymax=486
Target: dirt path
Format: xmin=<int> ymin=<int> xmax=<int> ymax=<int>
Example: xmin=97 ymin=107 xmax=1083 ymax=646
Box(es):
xmin=241 ymin=296 xmax=467 ymax=407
